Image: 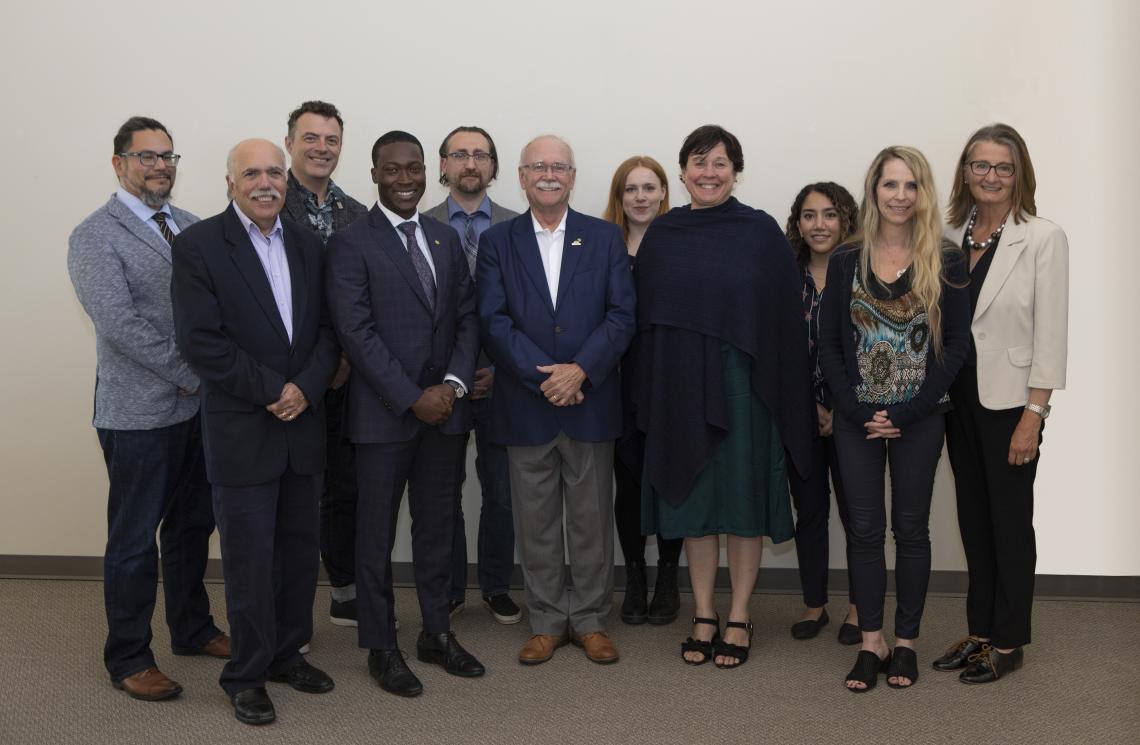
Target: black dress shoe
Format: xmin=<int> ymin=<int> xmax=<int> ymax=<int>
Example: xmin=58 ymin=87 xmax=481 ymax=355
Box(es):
xmin=932 ymin=636 xmax=986 ymax=671
xmin=416 ymin=631 xmax=486 ymax=677
xmin=268 ymin=660 xmax=335 ymax=693
xmin=791 ymin=609 xmax=830 ymax=640
xmin=368 ymin=649 xmax=423 ymax=697
xmin=231 ymin=687 xmax=276 ymax=726
xmin=959 ymin=645 xmax=1023 ymax=684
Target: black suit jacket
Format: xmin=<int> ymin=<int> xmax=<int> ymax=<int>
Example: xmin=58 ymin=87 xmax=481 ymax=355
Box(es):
xmin=171 ymin=204 xmax=340 ymax=486
xmin=325 ymin=205 xmax=478 ymax=444
xmin=283 ymin=172 xmax=368 ymax=237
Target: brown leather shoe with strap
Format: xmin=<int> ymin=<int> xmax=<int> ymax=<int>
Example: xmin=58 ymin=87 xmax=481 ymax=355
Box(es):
xmin=573 ymin=632 xmax=620 ymax=664
xmin=113 ymin=667 xmax=183 ymax=701
xmin=518 ymin=634 xmax=569 ymax=665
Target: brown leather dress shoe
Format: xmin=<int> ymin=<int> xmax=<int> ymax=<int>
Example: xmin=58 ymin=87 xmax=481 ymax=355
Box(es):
xmin=113 ymin=667 xmax=183 ymax=701
xmin=518 ymin=634 xmax=569 ymax=665
xmin=573 ymin=632 xmax=620 ymax=664
xmin=197 ymin=632 xmax=232 ymax=659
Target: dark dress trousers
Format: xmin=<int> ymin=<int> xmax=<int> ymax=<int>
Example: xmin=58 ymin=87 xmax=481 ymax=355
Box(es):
xmin=284 ymin=176 xmax=369 ymax=590
xmin=325 ymin=206 xmax=478 ymax=651
xmin=171 ymin=204 xmax=339 ymax=695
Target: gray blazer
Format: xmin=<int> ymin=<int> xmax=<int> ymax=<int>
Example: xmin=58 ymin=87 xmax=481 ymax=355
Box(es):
xmin=68 ymin=195 xmax=201 ymax=430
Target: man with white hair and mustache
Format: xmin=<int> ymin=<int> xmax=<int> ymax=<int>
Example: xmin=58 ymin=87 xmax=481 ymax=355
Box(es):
xmin=476 ymin=135 xmax=635 ymax=665
xmin=171 ymin=138 xmax=340 ymax=725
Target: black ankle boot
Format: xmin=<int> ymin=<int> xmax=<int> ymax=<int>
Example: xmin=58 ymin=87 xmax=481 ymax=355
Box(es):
xmin=647 ymin=561 xmax=680 ymax=625
xmin=621 ymin=560 xmax=648 ymax=624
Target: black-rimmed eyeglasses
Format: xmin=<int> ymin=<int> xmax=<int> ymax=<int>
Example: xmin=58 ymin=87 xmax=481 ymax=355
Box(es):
xmin=968 ymin=160 xmax=1014 ymax=178
xmin=446 ymin=151 xmax=492 ymax=163
xmin=120 ymin=151 xmax=181 ymax=167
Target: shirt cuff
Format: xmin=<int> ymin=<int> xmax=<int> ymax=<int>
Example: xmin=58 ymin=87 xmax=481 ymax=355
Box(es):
xmin=443 ymin=373 xmax=467 ymax=396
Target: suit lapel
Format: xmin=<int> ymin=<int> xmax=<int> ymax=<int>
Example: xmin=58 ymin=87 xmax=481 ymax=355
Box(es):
xmin=107 ymin=196 xmax=173 ymax=264
xmin=513 ymin=212 xmax=555 ymax=316
xmin=422 ymin=218 xmax=449 ymax=321
xmin=283 ymin=222 xmax=308 ymax=340
xmin=223 ymin=205 xmax=291 ymax=345
xmin=554 ymin=208 xmax=586 ymax=311
xmin=370 ymin=207 xmax=433 ymax=314
xmin=973 ymin=214 xmax=1027 ymax=321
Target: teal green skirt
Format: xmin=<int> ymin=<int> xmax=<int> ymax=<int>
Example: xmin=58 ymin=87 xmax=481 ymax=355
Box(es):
xmin=641 ymin=344 xmax=794 ymax=542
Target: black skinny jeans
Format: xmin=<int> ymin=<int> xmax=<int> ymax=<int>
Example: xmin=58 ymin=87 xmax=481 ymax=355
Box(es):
xmin=833 ymin=412 xmax=945 ymax=638
xmin=788 ymin=434 xmax=853 ymax=608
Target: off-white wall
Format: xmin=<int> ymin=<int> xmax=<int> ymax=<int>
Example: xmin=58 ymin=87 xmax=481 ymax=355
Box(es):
xmin=1 ymin=0 xmax=1136 ymax=575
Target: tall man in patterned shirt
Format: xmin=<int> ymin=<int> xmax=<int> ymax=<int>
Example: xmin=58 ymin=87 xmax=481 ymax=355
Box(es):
xmin=282 ymin=101 xmax=368 ymax=628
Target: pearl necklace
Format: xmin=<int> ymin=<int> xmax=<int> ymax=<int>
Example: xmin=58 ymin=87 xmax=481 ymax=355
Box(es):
xmin=965 ymin=208 xmax=1005 ymax=252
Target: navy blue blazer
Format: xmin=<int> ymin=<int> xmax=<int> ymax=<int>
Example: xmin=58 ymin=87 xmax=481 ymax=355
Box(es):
xmin=325 ymin=205 xmax=478 ymax=444
xmin=171 ymin=204 xmax=340 ymax=487
xmin=476 ymin=208 xmax=635 ymax=446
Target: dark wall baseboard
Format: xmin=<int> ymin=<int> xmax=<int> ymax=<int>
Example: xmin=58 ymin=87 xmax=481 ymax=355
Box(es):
xmin=2 ymin=555 xmax=1137 ymax=600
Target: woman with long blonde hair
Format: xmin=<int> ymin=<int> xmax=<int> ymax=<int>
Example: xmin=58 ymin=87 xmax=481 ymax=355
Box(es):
xmin=818 ymin=146 xmax=970 ymax=692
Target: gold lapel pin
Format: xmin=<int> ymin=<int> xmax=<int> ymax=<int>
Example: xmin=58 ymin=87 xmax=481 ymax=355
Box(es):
xmin=433 ymin=239 xmax=440 ymax=245
xmin=571 ymin=238 xmax=582 ymax=246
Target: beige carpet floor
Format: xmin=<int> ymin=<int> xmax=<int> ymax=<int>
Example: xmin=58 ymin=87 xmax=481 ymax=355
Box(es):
xmin=0 ymin=579 xmax=1136 ymax=745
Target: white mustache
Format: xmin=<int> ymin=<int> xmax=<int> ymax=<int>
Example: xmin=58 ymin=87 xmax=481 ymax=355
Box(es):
xmin=536 ymin=180 xmax=561 ymax=189
xmin=250 ymin=188 xmax=281 ymax=200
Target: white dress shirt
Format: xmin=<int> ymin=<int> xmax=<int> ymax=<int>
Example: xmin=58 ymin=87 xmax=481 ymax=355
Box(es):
xmin=531 ymin=210 xmax=567 ymax=309
xmin=232 ymin=202 xmax=293 ymax=343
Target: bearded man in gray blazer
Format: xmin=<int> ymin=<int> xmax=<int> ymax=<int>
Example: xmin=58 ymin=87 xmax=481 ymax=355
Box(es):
xmin=423 ymin=126 xmax=522 ymax=625
xmin=68 ymin=116 xmax=229 ymax=703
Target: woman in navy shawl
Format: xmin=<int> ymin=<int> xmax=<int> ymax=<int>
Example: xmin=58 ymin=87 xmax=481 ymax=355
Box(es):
xmin=632 ymin=125 xmax=814 ymax=668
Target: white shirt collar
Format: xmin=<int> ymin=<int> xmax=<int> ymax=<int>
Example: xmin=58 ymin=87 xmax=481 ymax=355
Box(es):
xmin=530 ymin=210 xmax=567 ymax=236
xmin=376 ymin=200 xmax=421 ymax=230
xmin=231 ymin=201 xmax=283 ymax=239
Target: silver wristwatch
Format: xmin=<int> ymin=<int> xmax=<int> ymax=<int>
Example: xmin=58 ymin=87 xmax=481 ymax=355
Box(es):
xmin=446 ymin=380 xmax=465 ymax=399
xmin=1024 ymin=403 xmax=1050 ymax=419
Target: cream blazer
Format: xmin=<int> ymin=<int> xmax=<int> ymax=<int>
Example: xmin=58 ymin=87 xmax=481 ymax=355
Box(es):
xmin=944 ymin=213 xmax=1068 ymax=410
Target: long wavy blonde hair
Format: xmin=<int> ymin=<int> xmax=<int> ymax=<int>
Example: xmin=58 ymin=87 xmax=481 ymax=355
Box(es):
xmin=851 ymin=146 xmax=947 ymax=357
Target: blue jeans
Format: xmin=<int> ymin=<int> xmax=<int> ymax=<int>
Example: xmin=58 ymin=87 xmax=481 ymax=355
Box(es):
xmin=451 ymin=397 xmax=515 ymax=599
xmin=98 ymin=415 xmax=220 ymax=682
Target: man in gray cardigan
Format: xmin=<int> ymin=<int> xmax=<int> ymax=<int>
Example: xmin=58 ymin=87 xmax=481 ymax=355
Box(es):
xmin=68 ymin=116 xmax=228 ymax=702
xmin=424 ymin=126 xmax=521 ymax=625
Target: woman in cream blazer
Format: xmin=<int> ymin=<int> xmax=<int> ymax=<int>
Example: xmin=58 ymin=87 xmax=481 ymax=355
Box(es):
xmin=934 ymin=123 xmax=1069 ymax=685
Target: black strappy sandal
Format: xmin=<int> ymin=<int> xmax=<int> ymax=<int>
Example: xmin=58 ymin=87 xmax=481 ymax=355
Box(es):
xmin=713 ymin=620 xmax=753 ymax=669
xmin=681 ymin=616 xmax=720 ymax=665
xmin=845 ymin=649 xmax=891 ymax=692
xmin=886 ymin=647 xmax=919 ymax=688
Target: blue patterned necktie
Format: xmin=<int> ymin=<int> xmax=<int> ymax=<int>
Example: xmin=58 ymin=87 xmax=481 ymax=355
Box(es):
xmin=461 ymin=213 xmax=478 ymax=278
xmin=398 ymin=221 xmax=436 ymax=310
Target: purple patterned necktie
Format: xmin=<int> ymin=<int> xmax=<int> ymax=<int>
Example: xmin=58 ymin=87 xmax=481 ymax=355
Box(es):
xmin=398 ymin=221 xmax=436 ymax=310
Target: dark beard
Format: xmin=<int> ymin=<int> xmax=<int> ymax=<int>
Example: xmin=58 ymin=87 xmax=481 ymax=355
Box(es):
xmin=453 ymin=176 xmax=488 ymax=195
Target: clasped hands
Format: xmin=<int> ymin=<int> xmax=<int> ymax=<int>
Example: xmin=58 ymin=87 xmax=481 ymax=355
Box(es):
xmin=266 ymin=382 xmax=308 ymax=422
xmin=538 ymin=363 xmax=586 ymax=407
xmin=864 ymin=410 xmax=900 ymax=440
xmin=411 ymin=384 xmax=458 ymax=425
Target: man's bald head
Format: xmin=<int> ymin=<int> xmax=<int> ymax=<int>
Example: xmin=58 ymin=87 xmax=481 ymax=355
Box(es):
xmin=226 ymin=138 xmax=288 ymax=233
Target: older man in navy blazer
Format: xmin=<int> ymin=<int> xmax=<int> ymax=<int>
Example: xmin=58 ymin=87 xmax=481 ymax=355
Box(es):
xmin=172 ymin=139 xmax=340 ymax=725
xmin=326 ymin=131 xmax=483 ymax=698
xmin=476 ymin=135 xmax=635 ymax=665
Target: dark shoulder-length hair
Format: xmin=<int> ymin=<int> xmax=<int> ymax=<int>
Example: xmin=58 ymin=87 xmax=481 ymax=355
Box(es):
xmin=947 ymin=123 xmax=1037 ymax=228
xmin=602 ymin=155 xmax=670 ymax=241
xmin=784 ymin=181 xmax=858 ymax=267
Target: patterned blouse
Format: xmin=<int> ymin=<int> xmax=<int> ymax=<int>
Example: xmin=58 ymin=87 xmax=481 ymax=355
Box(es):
xmin=850 ymin=265 xmax=948 ymax=408
xmin=801 ymin=266 xmax=829 ymax=409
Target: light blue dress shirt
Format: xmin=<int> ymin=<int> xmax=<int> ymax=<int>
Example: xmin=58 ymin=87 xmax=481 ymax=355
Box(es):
xmin=232 ymin=202 xmax=293 ymax=343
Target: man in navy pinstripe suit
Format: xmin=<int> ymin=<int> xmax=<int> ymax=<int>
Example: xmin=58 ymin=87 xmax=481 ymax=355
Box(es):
xmin=325 ymin=131 xmax=483 ymax=698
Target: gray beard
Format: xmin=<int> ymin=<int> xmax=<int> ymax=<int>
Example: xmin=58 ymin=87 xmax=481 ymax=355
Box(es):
xmin=138 ymin=186 xmax=170 ymax=209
